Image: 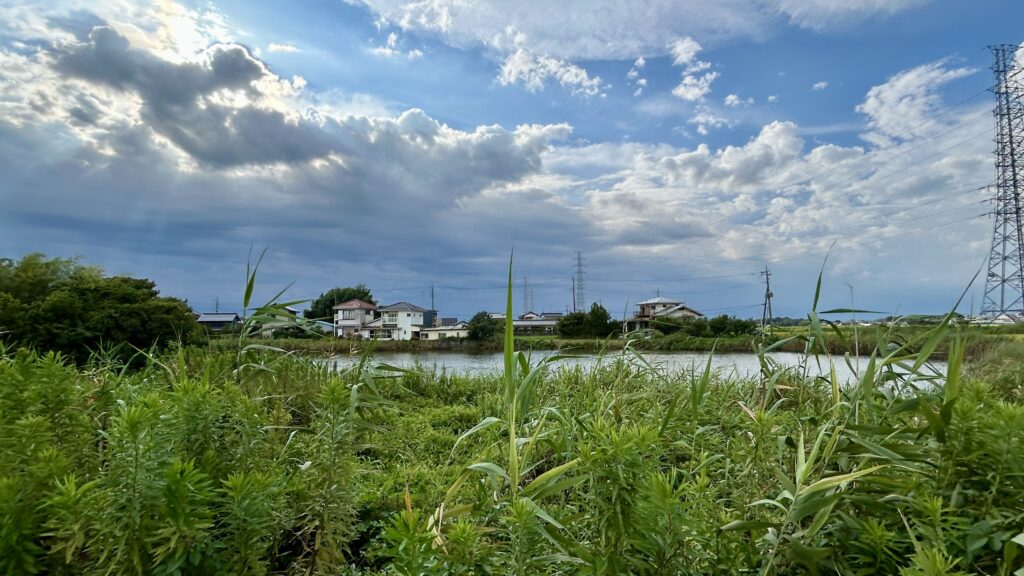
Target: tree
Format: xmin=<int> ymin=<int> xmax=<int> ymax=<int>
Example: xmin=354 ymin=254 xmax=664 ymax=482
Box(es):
xmin=466 ymin=311 xmax=499 ymax=342
xmin=0 ymin=254 xmax=200 ymax=363
xmin=585 ymin=303 xmax=618 ymax=338
xmin=305 ymin=285 xmax=375 ymax=321
xmin=556 ymin=312 xmax=588 ymax=338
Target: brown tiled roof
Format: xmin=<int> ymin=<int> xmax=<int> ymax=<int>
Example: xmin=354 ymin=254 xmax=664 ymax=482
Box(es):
xmin=332 ymin=299 xmax=377 ymax=310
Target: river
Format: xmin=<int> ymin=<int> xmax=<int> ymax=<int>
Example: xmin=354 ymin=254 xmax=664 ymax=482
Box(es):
xmin=326 ymin=350 xmax=949 ymax=383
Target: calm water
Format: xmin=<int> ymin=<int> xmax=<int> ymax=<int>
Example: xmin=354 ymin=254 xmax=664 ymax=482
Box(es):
xmin=327 ymin=350 xmax=948 ymax=383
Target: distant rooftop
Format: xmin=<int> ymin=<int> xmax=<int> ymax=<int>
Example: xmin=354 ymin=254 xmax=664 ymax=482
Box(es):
xmin=379 ymin=301 xmax=428 ymax=312
xmin=637 ymin=296 xmax=682 ymax=305
xmin=332 ymin=299 xmax=377 ymax=310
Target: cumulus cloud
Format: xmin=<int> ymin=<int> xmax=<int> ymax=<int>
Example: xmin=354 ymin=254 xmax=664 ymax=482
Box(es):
xmin=856 ymin=59 xmax=975 ymax=146
xmin=668 ymin=36 xmax=717 ymax=102
xmin=52 ymin=26 xmax=333 ymax=167
xmin=496 ymin=28 xmax=605 ymax=96
xmin=812 ymin=81 xmax=829 ymax=90
xmin=724 ymin=94 xmax=754 ymax=107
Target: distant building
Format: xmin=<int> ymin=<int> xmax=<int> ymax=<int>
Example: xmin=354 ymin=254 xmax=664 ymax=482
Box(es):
xmin=358 ymin=302 xmax=434 ymax=340
xmin=333 ymin=299 xmax=377 ymax=338
xmin=196 ymin=312 xmax=241 ymax=331
xmin=623 ymin=296 xmax=703 ymax=333
xmin=421 ymin=321 xmax=469 ymax=340
xmin=513 ymin=312 xmax=558 ymax=335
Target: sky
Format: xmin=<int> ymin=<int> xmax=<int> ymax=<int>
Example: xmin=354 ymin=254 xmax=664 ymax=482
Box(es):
xmin=1 ymin=0 xmax=1022 ymax=320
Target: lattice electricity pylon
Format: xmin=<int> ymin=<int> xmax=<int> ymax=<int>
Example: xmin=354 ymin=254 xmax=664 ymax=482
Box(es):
xmin=982 ymin=44 xmax=1024 ymax=318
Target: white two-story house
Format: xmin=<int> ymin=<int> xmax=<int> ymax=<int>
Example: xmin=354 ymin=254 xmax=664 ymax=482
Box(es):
xmin=358 ymin=302 xmax=435 ymax=340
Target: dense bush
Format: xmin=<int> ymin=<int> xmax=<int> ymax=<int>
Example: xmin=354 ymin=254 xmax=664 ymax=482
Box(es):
xmin=652 ymin=314 xmax=758 ymax=338
xmin=557 ymin=303 xmax=620 ymax=338
xmin=0 ymin=254 xmax=200 ymax=363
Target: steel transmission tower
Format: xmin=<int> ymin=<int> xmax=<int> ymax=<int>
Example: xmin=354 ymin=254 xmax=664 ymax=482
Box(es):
xmin=574 ymin=252 xmax=586 ymax=311
xmin=982 ymin=44 xmax=1024 ymax=318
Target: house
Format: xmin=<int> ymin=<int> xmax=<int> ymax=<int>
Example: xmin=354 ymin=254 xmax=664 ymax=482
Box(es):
xmin=420 ymin=321 xmax=469 ymax=340
xmin=196 ymin=312 xmax=240 ymax=331
xmin=513 ymin=312 xmax=558 ymax=335
xmin=359 ymin=302 xmax=435 ymax=340
xmin=333 ymin=299 xmax=377 ymax=337
xmin=623 ymin=296 xmax=703 ymax=333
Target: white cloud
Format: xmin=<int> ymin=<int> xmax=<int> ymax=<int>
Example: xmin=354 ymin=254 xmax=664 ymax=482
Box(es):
xmin=773 ymin=0 xmax=931 ymax=30
xmin=812 ymin=81 xmax=829 ymax=90
xmin=668 ymin=36 xmax=717 ymax=102
xmin=496 ymin=29 xmax=605 ymax=96
xmin=724 ymin=94 xmax=754 ymax=107
xmin=626 ymin=58 xmax=647 ymax=96
xmin=673 ymin=71 xmax=719 ymax=102
xmin=350 ymin=0 xmax=923 ymax=61
xmin=688 ymin=104 xmax=735 ymax=134
xmin=371 ymin=31 xmax=425 ymax=59
xmin=670 ymin=37 xmax=703 ymax=67
xmin=768 ymin=94 xmax=778 ymax=102
xmin=267 ymin=42 xmax=299 ymax=53
xmin=856 ymin=59 xmax=975 ymax=146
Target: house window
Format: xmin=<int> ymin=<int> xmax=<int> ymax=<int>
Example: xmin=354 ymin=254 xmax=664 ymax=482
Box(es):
xmin=384 ymin=313 xmax=398 ymax=323
xmin=342 ymin=310 xmax=356 ymax=320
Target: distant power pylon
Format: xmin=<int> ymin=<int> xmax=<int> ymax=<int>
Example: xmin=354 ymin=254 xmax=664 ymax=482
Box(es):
xmin=574 ymin=251 xmax=586 ymax=311
xmin=760 ymin=266 xmax=774 ymax=330
xmin=982 ymin=44 xmax=1024 ymax=318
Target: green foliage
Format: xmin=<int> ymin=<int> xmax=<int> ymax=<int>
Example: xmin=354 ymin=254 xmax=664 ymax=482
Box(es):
xmin=466 ymin=311 xmax=499 ymax=342
xmin=1 ymin=257 xmax=1024 ymax=575
xmin=0 ymin=253 xmax=200 ymax=363
xmin=654 ymin=314 xmax=757 ymax=338
xmin=557 ymin=304 xmax=619 ymax=338
xmin=305 ymin=284 xmax=375 ymax=321
xmin=556 ymin=311 xmax=588 ymax=338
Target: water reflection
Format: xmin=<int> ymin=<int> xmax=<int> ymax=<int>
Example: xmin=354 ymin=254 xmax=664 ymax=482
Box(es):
xmin=326 ymin=350 xmax=948 ymax=383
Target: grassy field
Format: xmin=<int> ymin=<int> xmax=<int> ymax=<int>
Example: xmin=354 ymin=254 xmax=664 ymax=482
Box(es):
xmin=2 ymin=277 xmax=1024 ymax=575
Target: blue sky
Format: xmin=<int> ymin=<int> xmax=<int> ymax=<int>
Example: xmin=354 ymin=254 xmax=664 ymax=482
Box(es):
xmin=1 ymin=0 xmax=1021 ymax=320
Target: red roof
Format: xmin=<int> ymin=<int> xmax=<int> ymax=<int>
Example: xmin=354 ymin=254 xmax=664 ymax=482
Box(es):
xmin=332 ymin=299 xmax=377 ymax=310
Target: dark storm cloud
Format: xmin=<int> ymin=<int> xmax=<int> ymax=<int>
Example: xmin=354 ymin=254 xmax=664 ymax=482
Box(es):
xmin=52 ymin=26 xmax=334 ymax=167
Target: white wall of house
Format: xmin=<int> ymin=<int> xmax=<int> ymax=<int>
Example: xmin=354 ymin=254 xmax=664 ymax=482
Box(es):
xmin=366 ymin=310 xmax=424 ymax=340
xmin=421 ymin=323 xmax=468 ymax=340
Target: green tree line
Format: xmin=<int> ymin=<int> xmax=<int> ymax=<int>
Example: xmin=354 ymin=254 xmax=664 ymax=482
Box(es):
xmin=0 ymin=254 xmax=200 ymax=363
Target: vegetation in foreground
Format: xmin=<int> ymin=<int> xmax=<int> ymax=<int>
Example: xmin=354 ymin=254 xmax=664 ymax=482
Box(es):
xmin=1 ymin=257 xmax=1023 ymax=575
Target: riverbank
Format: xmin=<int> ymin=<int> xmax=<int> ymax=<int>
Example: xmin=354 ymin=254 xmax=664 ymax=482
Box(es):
xmin=208 ymin=323 xmax=1011 ymax=360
